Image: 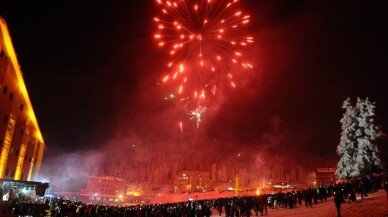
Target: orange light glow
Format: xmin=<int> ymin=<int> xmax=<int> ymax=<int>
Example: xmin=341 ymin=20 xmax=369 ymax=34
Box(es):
xmin=0 ymin=18 xmax=45 ymax=180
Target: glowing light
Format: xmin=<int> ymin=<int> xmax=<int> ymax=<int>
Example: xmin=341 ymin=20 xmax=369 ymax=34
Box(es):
xmin=0 ymin=19 xmax=45 ymax=181
xmin=153 ymin=0 xmax=253 ymax=102
xmin=189 ymin=107 xmax=206 ymax=128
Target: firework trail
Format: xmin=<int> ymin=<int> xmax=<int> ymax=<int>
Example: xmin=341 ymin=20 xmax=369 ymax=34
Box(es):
xmin=154 ymin=0 xmax=253 ymax=103
xmin=189 ymin=107 xmax=206 ymax=128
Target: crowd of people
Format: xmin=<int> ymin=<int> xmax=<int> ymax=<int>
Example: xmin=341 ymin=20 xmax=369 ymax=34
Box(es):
xmin=0 ymin=177 xmax=385 ymax=217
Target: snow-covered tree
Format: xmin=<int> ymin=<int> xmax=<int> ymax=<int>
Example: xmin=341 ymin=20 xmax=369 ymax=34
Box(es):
xmin=336 ymin=97 xmax=383 ymax=179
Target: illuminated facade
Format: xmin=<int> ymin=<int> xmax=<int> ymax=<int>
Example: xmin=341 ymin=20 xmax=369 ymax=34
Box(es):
xmin=83 ymin=175 xmax=126 ymax=196
xmin=176 ymin=170 xmax=211 ymax=192
xmin=316 ymin=168 xmax=337 ymax=186
xmin=0 ymin=17 xmax=45 ymax=181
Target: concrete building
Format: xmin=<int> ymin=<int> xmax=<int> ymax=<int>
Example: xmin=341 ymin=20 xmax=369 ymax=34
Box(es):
xmin=0 ymin=17 xmax=45 ymax=181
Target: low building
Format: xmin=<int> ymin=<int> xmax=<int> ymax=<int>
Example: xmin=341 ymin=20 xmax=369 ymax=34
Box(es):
xmin=316 ymin=168 xmax=337 ymax=186
xmin=175 ymin=170 xmax=211 ymax=193
xmin=83 ymin=175 xmax=126 ymax=196
xmin=51 ymin=175 xmax=126 ymax=204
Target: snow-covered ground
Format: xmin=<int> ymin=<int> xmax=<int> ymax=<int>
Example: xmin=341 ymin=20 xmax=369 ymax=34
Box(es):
xmin=209 ymin=190 xmax=388 ymax=217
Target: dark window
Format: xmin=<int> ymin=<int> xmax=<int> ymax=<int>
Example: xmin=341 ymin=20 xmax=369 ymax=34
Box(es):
xmin=21 ymin=174 xmax=24 ymax=180
xmin=29 ymin=157 xmax=32 ymax=162
xmin=3 ymin=86 xmax=7 ymax=94
xmin=4 ymin=116 xmax=8 ymax=123
xmin=0 ymin=139 xmax=2 ymax=146
xmin=11 ymin=171 xmax=14 ymax=177
xmin=20 ymin=104 xmax=24 ymax=111
xmin=9 ymin=93 xmax=13 ymax=100
xmin=20 ymin=129 xmax=24 ymax=135
xmin=5 ymin=169 xmax=8 ymax=176
xmin=15 ymin=149 xmax=19 ymax=156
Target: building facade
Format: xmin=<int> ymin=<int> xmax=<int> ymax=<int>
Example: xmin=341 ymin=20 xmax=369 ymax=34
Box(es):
xmin=83 ymin=175 xmax=126 ymax=196
xmin=0 ymin=17 xmax=45 ymax=181
xmin=316 ymin=168 xmax=337 ymax=186
xmin=55 ymin=175 xmax=127 ymax=205
xmin=175 ymin=170 xmax=211 ymax=193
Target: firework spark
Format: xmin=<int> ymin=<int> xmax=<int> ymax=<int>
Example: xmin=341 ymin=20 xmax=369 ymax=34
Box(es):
xmin=179 ymin=121 xmax=183 ymax=134
xmin=189 ymin=107 xmax=206 ymax=128
xmin=154 ymin=0 xmax=253 ymax=102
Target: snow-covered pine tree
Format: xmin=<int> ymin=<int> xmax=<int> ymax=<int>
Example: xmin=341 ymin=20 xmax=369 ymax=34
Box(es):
xmin=336 ymin=97 xmax=383 ymax=179
xmin=336 ymin=98 xmax=357 ymax=178
xmin=351 ymin=97 xmax=383 ymax=177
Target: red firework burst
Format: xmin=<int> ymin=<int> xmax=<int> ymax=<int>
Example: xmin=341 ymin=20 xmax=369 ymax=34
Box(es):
xmin=154 ymin=0 xmax=253 ymax=102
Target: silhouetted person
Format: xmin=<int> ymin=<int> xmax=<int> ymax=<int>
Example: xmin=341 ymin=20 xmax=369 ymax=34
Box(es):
xmin=334 ymin=191 xmax=343 ymax=217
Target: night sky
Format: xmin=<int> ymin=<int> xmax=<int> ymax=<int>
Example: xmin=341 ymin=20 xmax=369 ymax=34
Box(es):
xmin=1 ymin=0 xmax=387 ymax=163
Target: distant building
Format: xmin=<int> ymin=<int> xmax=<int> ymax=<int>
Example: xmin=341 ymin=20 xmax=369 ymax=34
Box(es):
xmin=176 ymin=170 xmax=211 ymax=192
xmin=52 ymin=175 xmax=126 ymax=204
xmin=83 ymin=175 xmax=126 ymax=196
xmin=316 ymin=168 xmax=336 ymax=186
xmin=0 ymin=17 xmax=45 ymax=181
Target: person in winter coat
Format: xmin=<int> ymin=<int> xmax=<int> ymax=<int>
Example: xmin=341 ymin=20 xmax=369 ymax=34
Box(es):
xmin=334 ymin=190 xmax=343 ymax=217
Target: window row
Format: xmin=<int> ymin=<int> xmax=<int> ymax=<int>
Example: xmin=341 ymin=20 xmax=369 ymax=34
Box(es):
xmin=2 ymin=85 xmax=25 ymax=111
